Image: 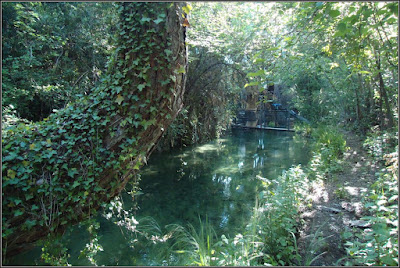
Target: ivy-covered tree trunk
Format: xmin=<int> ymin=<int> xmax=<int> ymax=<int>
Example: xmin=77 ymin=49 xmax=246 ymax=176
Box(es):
xmin=2 ymin=2 xmax=188 ymax=257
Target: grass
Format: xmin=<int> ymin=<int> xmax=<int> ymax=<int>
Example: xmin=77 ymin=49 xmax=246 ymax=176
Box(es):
xmin=301 ymin=221 xmax=332 ymax=266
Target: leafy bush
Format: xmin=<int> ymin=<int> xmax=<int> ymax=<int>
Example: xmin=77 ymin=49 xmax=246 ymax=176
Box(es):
xmin=254 ymin=166 xmax=311 ymax=265
xmin=294 ymin=123 xmax=313 ymax=137
xmin=363 ymin=129 xmax=398 ymax=160
xmin=308 ymin=125 xmax=348 ymax=177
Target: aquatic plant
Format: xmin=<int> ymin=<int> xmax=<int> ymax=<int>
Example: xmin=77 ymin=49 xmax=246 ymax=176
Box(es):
xmin=168 ymin=217 xmax=217 ymax=266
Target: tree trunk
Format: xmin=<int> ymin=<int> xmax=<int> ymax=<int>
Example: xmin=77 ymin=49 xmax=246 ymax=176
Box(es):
xmin=354 ymin=75 xmax=362 ymax=126
xmin=376 ymin=51 xmax=394 ymax=129
xmin=2 ymin=2 xmax=188 ymax=258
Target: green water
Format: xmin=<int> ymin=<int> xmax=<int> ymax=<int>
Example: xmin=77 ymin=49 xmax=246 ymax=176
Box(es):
xmin=8 ymin=129 xmax=311 ymax=266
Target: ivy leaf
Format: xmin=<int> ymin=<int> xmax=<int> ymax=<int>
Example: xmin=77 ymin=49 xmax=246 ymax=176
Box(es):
xmin=115 ymin=94 xmax=124 ymax=105
xmin=133 ymin=161 xmax=141 ymax=170
xmin=29 ymin=143 xmax=36 ymax=150
xmin=137 ymin=84 xmax=146 ymax=92
xmin=25 ymin=219 xmax=37 ymax=229
xmin=7 ymin=169 xmax=16 ymax=179
xmin=72 ymin=181 xmax=80 ymax=188
xmin=154 ymin=18 xmax=164 ymax=24
xmin=141 ymin=17 xmax=151 ymax=23
xmin=164 ymin=49 xmax=172 ymax=57
xmin=132 ymin=58 xmax=140 ymax=66
xmin=161 ymin=79 xmax=171 ymax=86
xmin=68 ymin=168 xmax=78 ymax=178
xmin=176 ymin=66 xmax=186 ymax=74
xmin=14 ymin=210 xmax=24 ymax=217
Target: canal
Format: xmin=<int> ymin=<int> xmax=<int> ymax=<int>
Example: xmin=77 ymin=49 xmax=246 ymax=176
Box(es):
xmin=9 ymin=129 xmax=311 ymax=265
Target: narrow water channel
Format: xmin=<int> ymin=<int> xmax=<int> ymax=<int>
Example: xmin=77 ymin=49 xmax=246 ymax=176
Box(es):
xmin=9 ymin=129 xmax=311 ymax=266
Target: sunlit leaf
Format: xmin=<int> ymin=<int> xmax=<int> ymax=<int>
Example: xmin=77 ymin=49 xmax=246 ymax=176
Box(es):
xmin=246 ymin=69 xmax=265 ymax=77
xmin=7 ymin=169 xmax=16 ymax=179
xmin=115 ymin=94 xmax=124 ymax=105
xmin=182 ymin=4 xmax=192 ymax=15
xmin=244 ymin=81 xmax=261 ymax=88
xmin=177 ymin=66 xmax=186 ymax=74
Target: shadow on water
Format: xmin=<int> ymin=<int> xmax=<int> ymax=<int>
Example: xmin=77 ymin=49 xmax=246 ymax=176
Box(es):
xmin=8 ymin=129 xmax=311 ymax=265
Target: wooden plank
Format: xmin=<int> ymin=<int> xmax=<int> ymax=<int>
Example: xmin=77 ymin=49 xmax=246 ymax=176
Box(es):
xmin=231 ymin=124 xmax=295 ymax=132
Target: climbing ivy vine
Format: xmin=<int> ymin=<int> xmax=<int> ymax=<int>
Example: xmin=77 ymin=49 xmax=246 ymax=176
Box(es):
xmin=2 ymin=2 xmax=188 ymax=258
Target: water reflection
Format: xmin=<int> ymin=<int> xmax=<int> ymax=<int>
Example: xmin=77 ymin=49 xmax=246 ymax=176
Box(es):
xmin=8 ymin=129 xmax=311 ymax=266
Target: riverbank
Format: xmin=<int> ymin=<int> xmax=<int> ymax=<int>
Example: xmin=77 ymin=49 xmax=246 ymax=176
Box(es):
xmin=297 ymin=128 xmax=395 ymax=265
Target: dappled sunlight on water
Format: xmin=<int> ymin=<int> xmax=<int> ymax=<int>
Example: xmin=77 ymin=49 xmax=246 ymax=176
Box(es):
xmin=8 ymin=129 xmax=311 ymax=266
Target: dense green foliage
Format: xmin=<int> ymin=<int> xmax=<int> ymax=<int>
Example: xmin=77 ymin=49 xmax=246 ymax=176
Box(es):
xmin=250 ymin=2 xmax=398 ymax=132
xmin=2 ymin=1 xmax=188 ymax=258
xmin=2 ymin=2 xmax=115 ymax=121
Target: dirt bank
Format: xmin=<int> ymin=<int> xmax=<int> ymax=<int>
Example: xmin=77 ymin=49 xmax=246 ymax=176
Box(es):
xmin=297 ymin=129 xmax=381 ymax=266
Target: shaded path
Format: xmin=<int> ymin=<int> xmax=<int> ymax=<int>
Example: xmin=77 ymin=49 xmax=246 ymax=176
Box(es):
xmin=297 ymin=129 xmax=380 ymax=266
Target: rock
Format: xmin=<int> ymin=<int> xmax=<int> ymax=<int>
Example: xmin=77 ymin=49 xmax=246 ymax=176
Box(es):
xmin=349 ymin=220 xmax=371 ymax=228
xmin=318 ymin=205 xmax=342 ymax=214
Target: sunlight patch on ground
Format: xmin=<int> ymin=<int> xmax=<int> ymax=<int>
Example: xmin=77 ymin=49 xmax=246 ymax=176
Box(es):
xmin=310 ymin=179 xmax=329 ymax=203
xmin=341 ymin=201 xmax=364 ymax=216
xmin=344 ymin=186 xmax=368 ymax=197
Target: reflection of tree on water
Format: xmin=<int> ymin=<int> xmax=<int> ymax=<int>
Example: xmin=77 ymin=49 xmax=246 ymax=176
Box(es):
xmin=127 ymin=130 xmax=311 ymax=265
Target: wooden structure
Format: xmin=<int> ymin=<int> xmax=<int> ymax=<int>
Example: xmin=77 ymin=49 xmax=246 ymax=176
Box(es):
xmin=233 ymin=84 xmax=308 ymax=131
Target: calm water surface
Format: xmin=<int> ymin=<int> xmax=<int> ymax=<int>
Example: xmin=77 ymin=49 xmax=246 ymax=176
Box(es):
xmin=9 ymin=129 xmax=311 ymax=265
